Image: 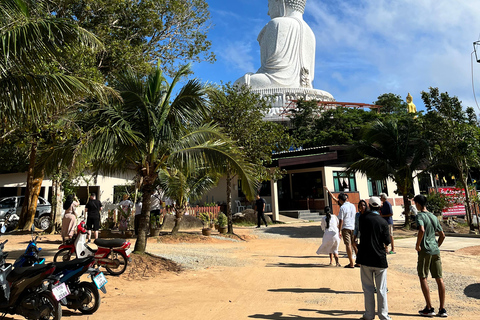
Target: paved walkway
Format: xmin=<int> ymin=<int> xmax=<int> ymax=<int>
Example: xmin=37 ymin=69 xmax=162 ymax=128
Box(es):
xmin=395 ymin=234 xmax=480 ymax=251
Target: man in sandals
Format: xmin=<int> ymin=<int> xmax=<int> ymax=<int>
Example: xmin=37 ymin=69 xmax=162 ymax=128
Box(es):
xmin=414 ymin=194 xmax=447 ymax=317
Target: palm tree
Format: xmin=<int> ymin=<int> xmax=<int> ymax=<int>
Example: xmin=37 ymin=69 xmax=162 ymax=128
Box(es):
xmin=158 ymin=167 xmax=220 ymax=234
xmin=0 ymin=0 xmax=115 ymax=230
xmin=56 ymin=64 xmax=256 ymax=253
xmin=347 ymin=117 xmax=429 ymax=226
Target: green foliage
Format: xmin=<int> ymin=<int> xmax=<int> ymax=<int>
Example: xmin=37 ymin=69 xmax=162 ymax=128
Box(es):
xmin=150 ymin=214 xmax=162 ymax=229
xmin=209 ymin=83 xmax=292 ymax=182
xmin=198 ymin=212 xmax=213 ymax=227
xmin=49 ymin=0 xmax=214 ymax=78
xmin=426 ymin=192 xmax=450 ymax=216
xmin=289 ymin=100 xmax=382 ymax=148
xmin=217 ymin=212 xmax=227 ymax=227
xmin=374 ymin=93 xmax=408 ymax=114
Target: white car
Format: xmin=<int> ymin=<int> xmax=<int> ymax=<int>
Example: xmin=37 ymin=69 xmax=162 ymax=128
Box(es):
xmin=0 ymin=196 xmax=52 ymax=230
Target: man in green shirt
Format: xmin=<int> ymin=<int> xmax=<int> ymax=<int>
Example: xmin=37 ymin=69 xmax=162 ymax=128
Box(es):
xmin=414 ymin=194 xmax=447 ymax=317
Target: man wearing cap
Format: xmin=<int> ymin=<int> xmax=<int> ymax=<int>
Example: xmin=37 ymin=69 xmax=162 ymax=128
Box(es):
xmin=338 ymin=193 xmax=357 ymax=268
xmin=356 ymin=196 xmax=392 ymax=320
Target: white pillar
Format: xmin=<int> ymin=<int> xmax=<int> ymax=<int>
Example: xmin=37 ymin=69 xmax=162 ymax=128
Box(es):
xmin=271 ymin=179 xmax=279 ymax=222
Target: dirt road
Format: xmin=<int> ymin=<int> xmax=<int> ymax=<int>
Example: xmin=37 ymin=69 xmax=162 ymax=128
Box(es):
xmin=2 ymin=223 xmax=480 ymax=319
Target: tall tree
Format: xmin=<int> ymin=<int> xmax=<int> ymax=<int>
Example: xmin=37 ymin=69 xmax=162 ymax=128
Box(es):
xmin=49 ymin=0 xmax=215 ymax=78
xmin=289 ymin=100 xmax=382 ymax=148
xmin=0 ymin=0 xmax=114 ymax=230
xmin=44 ymin=65 xmax=256 ymax=252
xmin=374 ymin=93 xmax=408 ymax=114
xmin=347 ymin=116 xmax=430 ymax=226
xmin=421 ymin=87 xmax=480 ymax=227
xmin=209 ymin=83 xmax=292 ymax=233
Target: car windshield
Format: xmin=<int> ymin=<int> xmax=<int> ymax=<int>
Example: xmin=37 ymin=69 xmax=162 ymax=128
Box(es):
xmin=0 ymin=198 xmax=16 ymax=208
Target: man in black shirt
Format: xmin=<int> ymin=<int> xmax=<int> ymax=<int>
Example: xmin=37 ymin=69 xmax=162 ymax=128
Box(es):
xmin=356 ymin=196 xmax=391 ymax=320
xmin=255 ymin=195 xmax=267 ymax=228
xmin=85 ymin=193 xmax=103 ymax=243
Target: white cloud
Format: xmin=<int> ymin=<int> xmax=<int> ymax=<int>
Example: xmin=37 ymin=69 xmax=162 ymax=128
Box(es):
xmin=305 ymin=0 xmax=480 ymax=109
xmin=218 ymin=40 xmax=256 ymax=74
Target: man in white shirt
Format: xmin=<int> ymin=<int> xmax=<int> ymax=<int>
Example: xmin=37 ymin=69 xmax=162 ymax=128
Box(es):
xmin=338 ymin=193 xmax=357 ymax=268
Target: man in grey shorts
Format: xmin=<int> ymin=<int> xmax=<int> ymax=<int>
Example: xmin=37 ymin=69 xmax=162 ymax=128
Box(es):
xmin=414 ymin=194 xmax=447 ymax=317
xmin=338 ymin=193 xmax=356 ymax=268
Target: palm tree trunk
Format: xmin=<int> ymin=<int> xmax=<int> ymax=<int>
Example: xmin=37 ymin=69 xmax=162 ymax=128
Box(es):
xmin=226 ymin=167 xmax=233 ymax=234
xmin=403 ymin=193 xmax=410 ymax=228
xmin=460 ymin=174 xmax=473 ymax=228
xmin=171 ymin=204 xmax=186 ymax=235
xmin=19 ymin=141 xmax=44 ymax=230
xmin=134 ymin=176 xmax=155 ymax=253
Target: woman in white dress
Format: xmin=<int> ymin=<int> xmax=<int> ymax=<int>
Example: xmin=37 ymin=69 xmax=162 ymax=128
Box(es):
xmin=316 ymin=206 xmax=341 ymax=266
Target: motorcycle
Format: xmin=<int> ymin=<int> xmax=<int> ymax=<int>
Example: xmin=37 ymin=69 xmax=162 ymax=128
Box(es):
xmin=0 ymin=240 xmax=62 ymax=320
xmin=13 ymin=235 xmax=107 ymax=315
xmin=49 ymin=256 xmax=107 ymax=314
xmin=14 ymin=234 xmax=45 ymax=268
xmin=54 ymin=221 xmax=132 ymax=275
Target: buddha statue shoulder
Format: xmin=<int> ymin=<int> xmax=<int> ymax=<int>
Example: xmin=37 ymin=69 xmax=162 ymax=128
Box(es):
xmin=235 ymin=0 xmax=315 ymax=89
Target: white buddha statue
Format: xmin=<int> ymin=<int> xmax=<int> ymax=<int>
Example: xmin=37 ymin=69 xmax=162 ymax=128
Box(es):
xmin=235 ymin=0 xmax=315 ymax=89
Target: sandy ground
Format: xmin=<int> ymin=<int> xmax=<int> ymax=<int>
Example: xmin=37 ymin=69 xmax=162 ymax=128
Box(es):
xmin=2 ymin=224 xmax=480 ymax=320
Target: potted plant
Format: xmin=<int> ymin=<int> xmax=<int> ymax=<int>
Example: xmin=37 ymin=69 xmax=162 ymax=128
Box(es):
xmin=199 ymin=212 xmax=212 ymax=236
xmin=150 ymin=215 xmax=161 ymax=237
xmin=217 ymin=212 xmax=228 ymax=234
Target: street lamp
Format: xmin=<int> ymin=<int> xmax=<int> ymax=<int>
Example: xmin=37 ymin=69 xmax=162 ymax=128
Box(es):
xmin=474 ymin=41 xmax=480 ymax=63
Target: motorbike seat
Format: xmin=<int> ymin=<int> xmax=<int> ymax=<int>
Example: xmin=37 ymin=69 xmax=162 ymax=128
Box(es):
xmin=7 ymin=263 xmax=54 ymax=283
xmin=52 ymin=257 xmax=94 ymax=273
xmin=94 ymin=238 xmax=125 ymax=248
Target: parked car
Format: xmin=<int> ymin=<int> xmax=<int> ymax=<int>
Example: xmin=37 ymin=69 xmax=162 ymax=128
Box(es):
xmin=0 ymin=196 xmax=52 ymax=230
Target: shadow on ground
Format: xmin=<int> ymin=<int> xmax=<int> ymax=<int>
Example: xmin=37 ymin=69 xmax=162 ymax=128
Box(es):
xmin=261 ymin=225 xmax=324 ymax=239
xmin=266 ymin=262 xmax=331 ymax=268
xmin=464 ymin=283 xmax=480 ymax=299
xmin=269 ymin=287 xmax=361 ymax=295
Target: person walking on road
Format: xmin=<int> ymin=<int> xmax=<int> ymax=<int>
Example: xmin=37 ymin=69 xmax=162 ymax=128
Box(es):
xmin=356 ymin=196 xmax=392 ymax=320
xmin=316 ymin=206 xmax=341 ymax=267
xmin=380 ymin=193 xmax=395 ymax=254
xmin=255 ymin=194 xmax=268 ymax=228
xmin=338 ymin=193 xmax=356 ymax=268
xmin=414 ymin=194 xmax=447 ymax=317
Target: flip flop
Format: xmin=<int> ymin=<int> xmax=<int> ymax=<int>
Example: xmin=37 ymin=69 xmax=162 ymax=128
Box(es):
xmin=388 ymin=251 xmax=396 ymax=254
xmin=344 ymin=264 xmax=355 ymax=268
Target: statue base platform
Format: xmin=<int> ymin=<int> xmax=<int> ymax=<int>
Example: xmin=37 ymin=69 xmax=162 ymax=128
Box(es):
xmin=251 ymin=87 xmax=335 ymax=122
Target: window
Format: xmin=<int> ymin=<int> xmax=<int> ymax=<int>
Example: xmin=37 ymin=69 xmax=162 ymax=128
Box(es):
xmin=333 ymin=171 xmax=356 ymax=192
xmin=291 ymin=171 xmax=324 ymax=199
xmin=367 ymin=178 xmax=388 ymax=196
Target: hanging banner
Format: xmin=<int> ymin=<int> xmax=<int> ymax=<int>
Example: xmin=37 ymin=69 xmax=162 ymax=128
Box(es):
xmin=437 ymin=187 xmax=466 ymax=216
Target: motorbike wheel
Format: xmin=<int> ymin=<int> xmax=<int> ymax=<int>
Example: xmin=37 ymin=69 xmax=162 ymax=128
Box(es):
xmin=105 ymin=251 xmax=128 ymax=276
xmin=77 ymin=282 xmax=101 ymax=314
xmin=39 ymin=291 xmax=62 ymax=320
xmin=53 ymin=248 xmax=73 ymax=262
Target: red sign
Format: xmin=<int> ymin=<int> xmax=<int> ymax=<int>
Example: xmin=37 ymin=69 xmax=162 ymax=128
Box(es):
xmin=437 ymin=187 xmax=466 ymax=216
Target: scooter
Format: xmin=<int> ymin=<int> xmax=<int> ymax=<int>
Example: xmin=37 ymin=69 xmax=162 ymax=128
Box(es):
xmin=0 ymin=240 xmax=62 ymax=320
xmin=54 ymin=221 xmax=132 ymax=275
xmin=13 ymin=235 xmax=107 ymax=315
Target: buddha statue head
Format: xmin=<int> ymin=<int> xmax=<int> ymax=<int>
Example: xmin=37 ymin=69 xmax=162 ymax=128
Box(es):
xmin=268 ymin=0 xmax=307 ymax=18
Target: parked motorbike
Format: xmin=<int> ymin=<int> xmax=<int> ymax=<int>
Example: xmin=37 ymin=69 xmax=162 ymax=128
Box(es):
xmin=54 ymin=221 xmax=132 ymax=275
xmin=49 ymin=256 xmax=107 ymax=314
xmin=0 ymin=240 xmax=62 ymax=320
xmin=13 ymin=234 xmax=45 ymax=268
xmin=13 ymin=235 xmax=107 ymax=315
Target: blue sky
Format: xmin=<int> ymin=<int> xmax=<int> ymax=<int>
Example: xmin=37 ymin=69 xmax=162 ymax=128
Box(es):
xmin=191 ymin=0 xmax=480 ymax=112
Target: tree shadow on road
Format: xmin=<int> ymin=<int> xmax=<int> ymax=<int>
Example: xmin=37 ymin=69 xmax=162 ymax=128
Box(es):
xmin=265 ymin=262 xmax=332 ymax=268
xmin=262 ymin=225 xmax=324 ymax=239
xmin=464 ymin=283 xmax=480 ymax=299
xmin=269 ymin=287 xmax=361 ymax=295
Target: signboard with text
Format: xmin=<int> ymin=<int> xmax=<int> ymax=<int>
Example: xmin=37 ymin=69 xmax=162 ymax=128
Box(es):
xmin=438 ymin=187 xmax=466 ymax=216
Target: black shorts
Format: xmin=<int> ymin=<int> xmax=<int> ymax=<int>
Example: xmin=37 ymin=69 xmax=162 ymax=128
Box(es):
xmin=86 ymin=217 xmax=100 ymax=231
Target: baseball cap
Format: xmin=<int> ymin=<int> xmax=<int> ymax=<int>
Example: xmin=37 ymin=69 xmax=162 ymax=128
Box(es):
xmin=369 ymin=196 xmax=381 ymax=208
